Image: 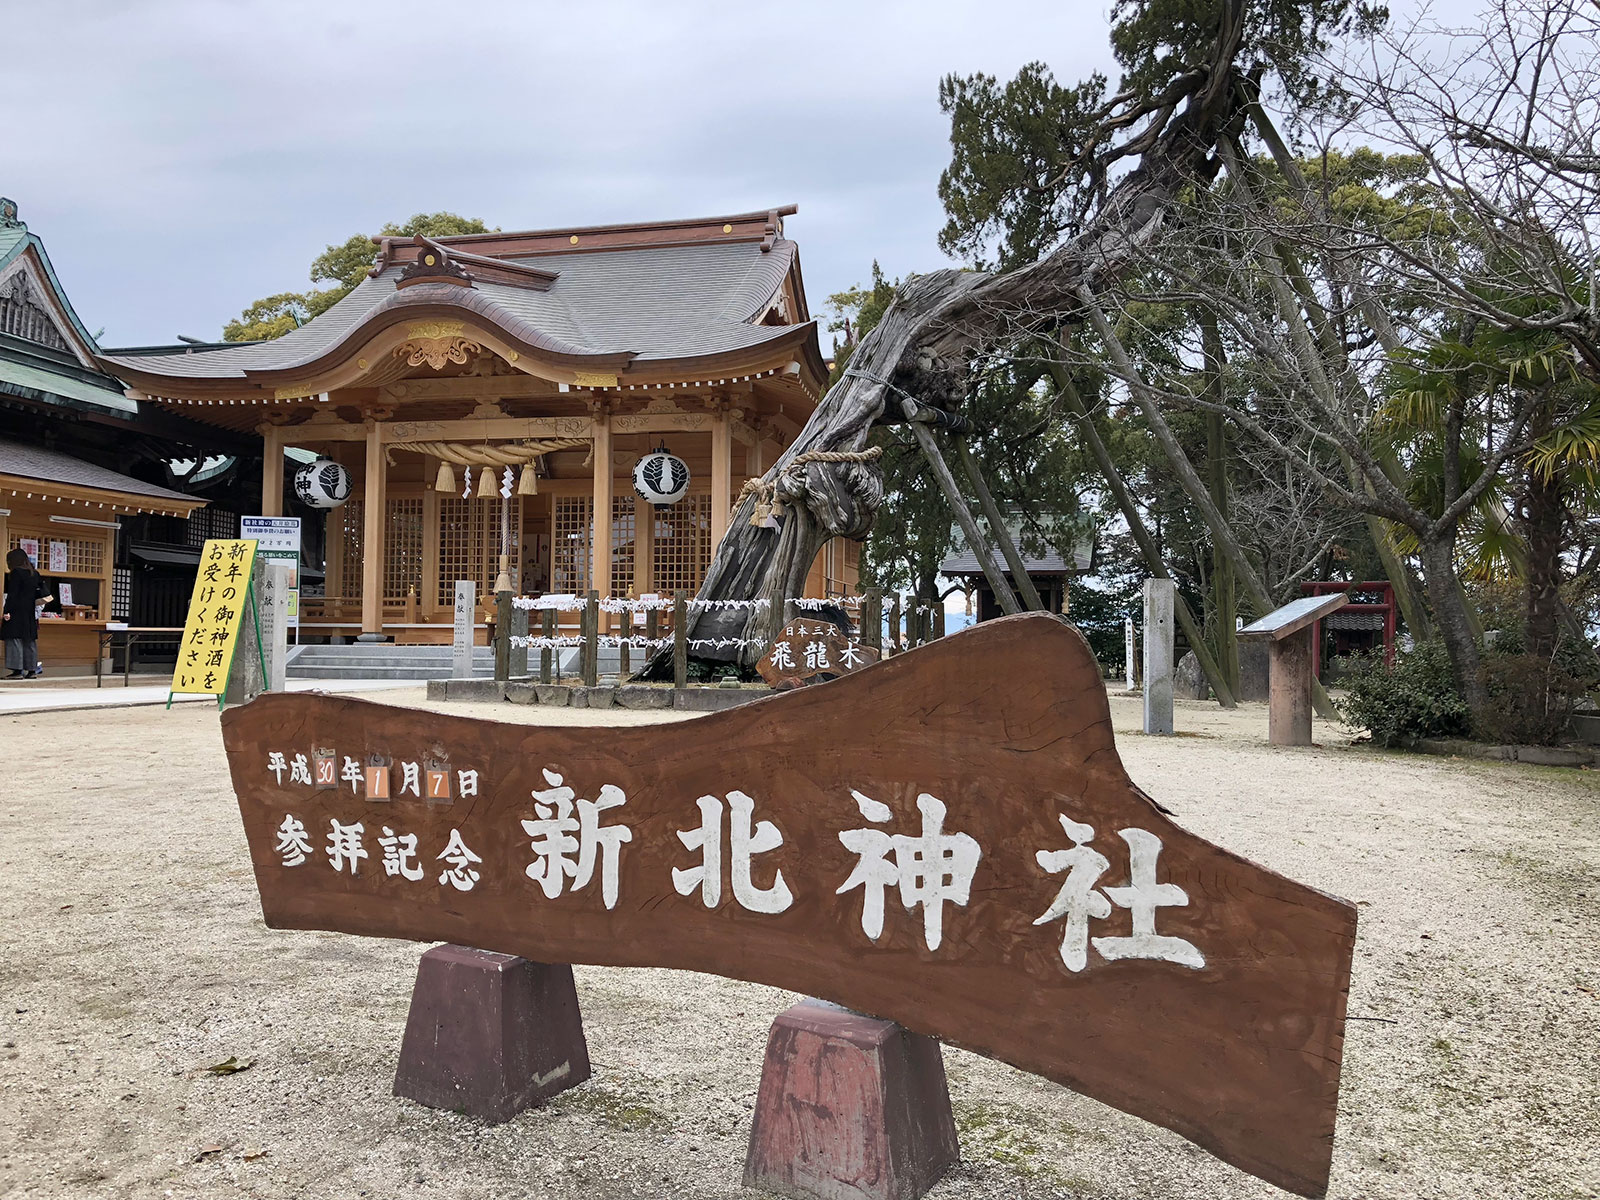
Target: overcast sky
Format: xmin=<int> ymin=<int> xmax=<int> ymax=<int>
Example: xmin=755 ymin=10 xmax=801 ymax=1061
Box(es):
xmin=5 ymin=0 xmax=1116 ymax=348
xmin=9 ymin=0 xmax=1482 ymax=350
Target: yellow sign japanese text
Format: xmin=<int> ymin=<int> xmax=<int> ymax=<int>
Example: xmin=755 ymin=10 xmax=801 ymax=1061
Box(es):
xmin=171 ymin=539 xmax=259 ymax=697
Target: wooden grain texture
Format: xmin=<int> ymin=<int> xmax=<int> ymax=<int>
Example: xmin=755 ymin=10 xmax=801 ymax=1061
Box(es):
xmin=221 ymin=613 xmax=1355 ymax=1197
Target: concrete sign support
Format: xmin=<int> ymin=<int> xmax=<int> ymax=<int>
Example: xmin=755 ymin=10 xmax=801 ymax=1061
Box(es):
xmin=452 ymin=580 xmax=476 ymax=681
xmin=1143 ymin=579 xmax=1175 ymax=735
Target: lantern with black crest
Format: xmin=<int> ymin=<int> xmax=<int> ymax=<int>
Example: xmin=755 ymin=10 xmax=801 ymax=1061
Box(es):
xmin=632 ymin=443 xmax=690 ymax=506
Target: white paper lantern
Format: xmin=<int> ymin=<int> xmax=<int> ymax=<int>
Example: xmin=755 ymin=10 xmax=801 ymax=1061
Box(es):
xmin=293 ymin=458 xmax=353 ymax=509
xmin=632 ymin=445 xmax=691 ymax=506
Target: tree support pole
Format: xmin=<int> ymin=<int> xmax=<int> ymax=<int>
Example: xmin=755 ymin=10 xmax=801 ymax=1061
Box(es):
xmin=1077 ymin=289 xmax=1335 ymax=719
xmin=901 ymin=398 xmax=1022 ymax=616
xmin=1053 ymin=369 xmax=1237 ymax=708
xmin=955 ymin=440 xmax=1044 ymax=611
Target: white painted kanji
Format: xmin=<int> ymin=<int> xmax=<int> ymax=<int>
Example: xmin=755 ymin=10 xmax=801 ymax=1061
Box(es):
xmin=1093 ymin=829 xmax=1204 ymax=968
xmin=400 ymin=761 xmax=421 ymax=798
xmin=267 ymin=751 xmax=287 ymax=784
xmin=378 ymin=826 xmax=424 ymax=881
xmin=671 ymin=790 xmax=793 ymax=914
xmin=341 ymin=756 xmax=363 ymax=792
xmin=275 ymin=814 xmax=313 ymax=867
xmin=768 ymin=642 xmax=795 ymax=671
xmin=839 ymin=642 xmax=865 ymax=669
xmin=837 ymin=790 xmax=981 ymax=951
xmin=804 ymin=641 xmax=831 ymax=671
xmin=1035 ymin=819 xmax=1204 ymax=971
xmin=326 ymin=819 xmax=368 ymax=875
xmin=1033 ymin=815 xmax=1113 ymax=971
xmin=458 ymin=769 xmax=480 ymax=798
xmin=437 ymin=828 xmax=483 ymax=892
xmin=520 ymin=769 xmax=632 ymax=909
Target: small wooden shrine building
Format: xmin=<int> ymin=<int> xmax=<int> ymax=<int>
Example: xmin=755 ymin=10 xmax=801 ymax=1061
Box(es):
xmin=101 ymin=208 xmax=855 ymax=643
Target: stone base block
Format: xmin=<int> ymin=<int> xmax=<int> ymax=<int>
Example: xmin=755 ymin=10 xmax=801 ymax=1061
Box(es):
xmin=393 ymin=945 xmax=590 ymax=1123
xmin=744 ymin=1000 xmax=959 ymax=1200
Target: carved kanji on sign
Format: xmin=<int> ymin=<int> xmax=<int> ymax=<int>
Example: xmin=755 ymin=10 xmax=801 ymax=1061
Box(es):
xmin=757 ymin=618 xmax=879 ymax=687
xmin=221 ymin=615 xmax=1356 ymax=1198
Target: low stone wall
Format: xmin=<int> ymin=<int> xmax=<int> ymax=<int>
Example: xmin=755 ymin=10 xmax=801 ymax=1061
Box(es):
xmin=425 ymin=679 xmax=763 ymax=712
xmin=1408 ymin=737 xmax=1600 ymax=768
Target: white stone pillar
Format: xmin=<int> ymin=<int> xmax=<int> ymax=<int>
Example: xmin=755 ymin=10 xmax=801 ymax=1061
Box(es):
xmin=1142 ymin=579 xmax=1175 ymax=735
xmin=259 ymin=559 xmax=291 ymax=692
xmin=452 ymin=580 xmax=477 ymax=680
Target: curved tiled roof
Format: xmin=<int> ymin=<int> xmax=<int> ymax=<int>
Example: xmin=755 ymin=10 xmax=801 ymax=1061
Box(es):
xmin=103 ymin=237 xmax=810 ymax=381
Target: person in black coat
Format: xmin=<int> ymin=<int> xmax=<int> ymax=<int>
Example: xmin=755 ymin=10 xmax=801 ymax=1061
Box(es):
xmin=3 ymin=548 xmax=52 ymax=679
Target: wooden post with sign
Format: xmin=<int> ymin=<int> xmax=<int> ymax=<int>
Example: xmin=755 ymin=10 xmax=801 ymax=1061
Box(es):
xmin=1239 ymin=593 xmax=1350 ymax=747
xmin=494 ymin=588 xmax=513 ymax=683
xmin=220 ymin=614 xmax=1357 ymax=1199
xmin=672 ymin=590 xmax=688 ymax=689
xmin=580 ymin=590 xmax=600 ymax=687
xmin=861 ymin=589 xmax=882 ymax=655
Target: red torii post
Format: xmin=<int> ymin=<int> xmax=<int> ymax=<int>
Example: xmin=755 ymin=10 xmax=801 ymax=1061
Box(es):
xmin=1300 ymin=581 xmax=1397 ymax=678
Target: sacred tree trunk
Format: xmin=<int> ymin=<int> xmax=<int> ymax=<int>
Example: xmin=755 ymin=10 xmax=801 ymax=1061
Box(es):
xmin=1522 ymin=453 xmax=1565 ymax=663
xmin=646 ymin=0 xmax=1250 ymax=673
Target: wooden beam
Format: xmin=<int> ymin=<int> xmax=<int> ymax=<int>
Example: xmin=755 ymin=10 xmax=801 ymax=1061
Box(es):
xmin=259 ymin=423 xmax=284 ymax=517
xmin=592 ymin=409 xmax=613 ymax=600
xmin=361 ymin=422 xmax=387 ymax=636
xmin=711 ymin=406 xmax=732 ymax=550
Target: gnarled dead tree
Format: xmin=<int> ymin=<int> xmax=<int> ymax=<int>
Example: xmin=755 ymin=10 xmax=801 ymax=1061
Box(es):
xmin=649 ymin=0 xmax=1251 ymax=670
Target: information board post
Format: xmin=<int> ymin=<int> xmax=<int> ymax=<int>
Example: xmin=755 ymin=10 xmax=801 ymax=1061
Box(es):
xmin=242 ymin=516 xmax=301 ymax=645
xmin=452 ymin=581 xmax=476 ymax=681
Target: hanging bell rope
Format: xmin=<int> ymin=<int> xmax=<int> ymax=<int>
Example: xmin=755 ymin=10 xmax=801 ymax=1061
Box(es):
xmin=736 ymin=446 xmax=884 ymax=526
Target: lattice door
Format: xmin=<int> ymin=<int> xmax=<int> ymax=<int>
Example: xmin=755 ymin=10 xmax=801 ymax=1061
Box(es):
xmin=610 ymin=495 xmax=636 ymax=598
xmin=437 ymin=497 xmax=520 ymax=605
xmin=336 ymin=500 xmax=363 ymax=599
xmin=652 ymin=495 xmax=712 ymax=596
xmin=384 ymin=498 xmax=423 ymax=601
xmin=551 ymin=496 xmax=592 ymax=594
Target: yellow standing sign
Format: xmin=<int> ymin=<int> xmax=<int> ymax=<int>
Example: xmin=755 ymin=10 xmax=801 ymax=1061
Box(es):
xmin=170 ymin=538 xmax=261 ymax=707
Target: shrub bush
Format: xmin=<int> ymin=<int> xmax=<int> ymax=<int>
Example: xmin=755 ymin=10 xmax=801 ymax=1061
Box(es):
xmin=1475 ymin=652 xmax=1590 ymax=746
xmin=1333 ymin=642 xmax=1471 ymax=747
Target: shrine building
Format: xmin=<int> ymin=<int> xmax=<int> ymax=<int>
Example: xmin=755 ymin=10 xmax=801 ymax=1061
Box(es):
xmin=100 ymin=207 xmax=855 ymax=644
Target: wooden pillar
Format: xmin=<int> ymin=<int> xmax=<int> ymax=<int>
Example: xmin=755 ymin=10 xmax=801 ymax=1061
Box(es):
xmin=746 ymin=436 xmax=764 ymax=479
xmin=259 ymin=423 xmax=283 ymax=517
xmin=421 ymin=457 xmax=440 ymax=615
xmin=711 ymin=406 xmax=732 ymax=549
xmin=634 ymin=497 xmax=654 ymax=596
xmin=360 ymin=421 xmax=387 ymax=639
xmin=1269 ymin=630 xmax=1315 ymax=746
xmin=592 ymin=409 xmax=612 ymax=602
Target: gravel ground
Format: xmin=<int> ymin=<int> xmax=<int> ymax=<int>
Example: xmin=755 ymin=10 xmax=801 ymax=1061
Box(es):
xmin=1 ymin=689 xmax=1596 ymax=1200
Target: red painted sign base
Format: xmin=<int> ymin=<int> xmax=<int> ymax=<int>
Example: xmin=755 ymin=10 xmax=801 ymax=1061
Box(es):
xmin=745 ymin=1000 xmax=960 ymax=1200
xmin=392 ymin=945 xmax=591 ymax=1122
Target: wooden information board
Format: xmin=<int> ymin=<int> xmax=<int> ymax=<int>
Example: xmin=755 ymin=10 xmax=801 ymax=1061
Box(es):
xmin=220 ymin=613 xmax=1356 ymax=1196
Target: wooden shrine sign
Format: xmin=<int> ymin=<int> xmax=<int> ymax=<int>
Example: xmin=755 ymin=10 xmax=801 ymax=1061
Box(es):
xmin=220 ymin=613 xmax=1356 ymax=1197
xmin=756 ymin=616 xmax=879 ymax=686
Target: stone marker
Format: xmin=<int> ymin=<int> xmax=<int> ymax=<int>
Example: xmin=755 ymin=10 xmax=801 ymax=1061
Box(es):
xmin=1142 ymin=579 xmax=1174 ymax=735
xmin=451 ymin=580 xmax=476 ymax=681
xmin=392 ymin=945 xmax=590 ymax=1122
xmin=258 ymin=559 xmax=290 ymax=693
xmin=745 ymin=1000 xmax=959 ymax=1200
xmin=757 ymin=616 xmax=879 ymax=687
xmin=1124 ymin=615 xmax=1137 ymax=691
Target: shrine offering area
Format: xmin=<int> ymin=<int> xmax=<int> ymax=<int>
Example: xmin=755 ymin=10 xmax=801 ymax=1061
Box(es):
xmin=0 ymin=690 xmax=1595 ymax=1199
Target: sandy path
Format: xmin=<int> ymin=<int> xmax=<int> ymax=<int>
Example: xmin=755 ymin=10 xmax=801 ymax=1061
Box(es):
xmin=1 ymin=690 xmax=1596 ymax=1199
